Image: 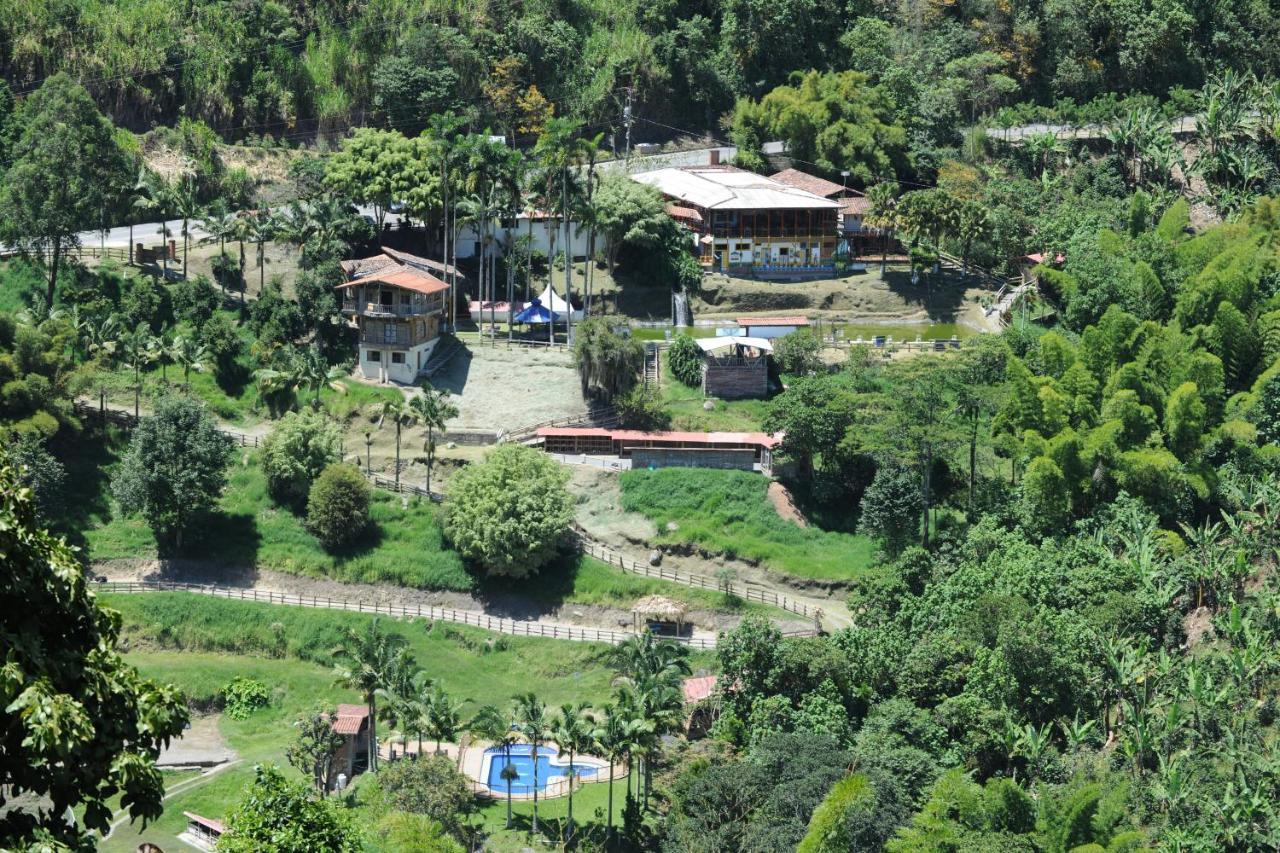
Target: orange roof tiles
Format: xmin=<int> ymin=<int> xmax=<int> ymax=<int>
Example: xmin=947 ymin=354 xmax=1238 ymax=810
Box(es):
xmin=770 ymin=168 xmax=846 ymax=198
xmin=682 ymin=675 xmax=718 ymax=703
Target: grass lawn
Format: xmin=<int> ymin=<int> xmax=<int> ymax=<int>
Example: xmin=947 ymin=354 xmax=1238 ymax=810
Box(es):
xmin=79 ymin=436 xmax=473 ymax=590
xmin=620 ymin=468 xmax=877 ymax=581
xmin=98 ymin=595 xmax=699 ymax=851
xmin=657 ymin=361 xmax=771 ymax=432
xmin=514 ymin=555 xmax=785 ymax=618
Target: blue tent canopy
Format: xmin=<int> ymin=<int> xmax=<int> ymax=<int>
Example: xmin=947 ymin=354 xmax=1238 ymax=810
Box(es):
xmin=513 ymin=298 xmax=558 ymax=324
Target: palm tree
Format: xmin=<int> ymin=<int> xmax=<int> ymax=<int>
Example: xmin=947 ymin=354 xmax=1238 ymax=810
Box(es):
xmin=426 ymin=686 xmax=463 ymax=755
xmin=471 ymin=704 xmax=520 ymax=828
xmin=118 ymin=329 xmax=153 ymax=419
xmin=864 ymin=183 xmax=901 ymax=272
xmin=514 ymin=692 xmax=550 ymax=835
xmin=298 ymin=346 xmax=347 ymax=410
xmin=201 ymin=201 xmax=238 ymax=256
xmin=553 ymin=702 xmax=597 ymax=840
xmin=171 ymin=334 xmax=209 ymax=388
xmin=535 ymin=118 xmax=587 ymax=339
xmin=332 ymin=619 xmax=413 ymax=773
xmin=245 ymin=209 xmax=278 ymax=295
xmin=424 ymin=113 xmax=466 ymax=329
xmin=595 ymin=705 xmax=630 ymax=841
xmin=408 ymin=383 xmax=458 ymax=493
xmin=254 ymin=358 xmax=306 ymax=414
xmin=1023 ymin=131 xmax=1064 ymax=178
xmin=170 ymin=174 xmax=203 ymax=280
xmin=149 ymin=330 xmax=175 ymax=382
xmin=374 ymin=398 xmax=421 ymax=487
xmin=131 ymin=169 xmax=168 ymax=269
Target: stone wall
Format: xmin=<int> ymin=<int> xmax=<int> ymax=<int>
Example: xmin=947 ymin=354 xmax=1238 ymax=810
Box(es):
xmin=630 ymin=447 xmax=758 ymax=471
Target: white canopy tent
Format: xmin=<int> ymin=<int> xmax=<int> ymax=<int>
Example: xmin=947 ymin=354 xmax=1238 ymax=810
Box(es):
xmin=696 ymin=335 xmax=773 ymax=353
xmin=536 ymin=285 xmax=583 ymax=321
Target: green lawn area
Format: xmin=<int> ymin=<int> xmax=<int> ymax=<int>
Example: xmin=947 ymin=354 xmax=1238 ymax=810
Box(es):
xmin=0 ymin=258 xmax=45 ymax=315
xmin=98 ymin=594 xmax=700 ymax=851
xmin=657 ymin=361 xmax=771 ymax=432
xmin=619 ymin=468 xmax=877 ymax=581
xmin=77 ymin=434 xmax=473 ymax=590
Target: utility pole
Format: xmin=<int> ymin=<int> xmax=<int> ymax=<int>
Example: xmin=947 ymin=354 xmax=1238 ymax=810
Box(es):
xmin=622 ymin=87 xmax=634 ymax=160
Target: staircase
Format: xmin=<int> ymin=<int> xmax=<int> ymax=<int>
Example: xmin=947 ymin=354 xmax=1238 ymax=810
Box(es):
xmin=421 ymin=334 xmax=462 ymax=379
xmin=643 ymin=343 xmax=660 ymax=388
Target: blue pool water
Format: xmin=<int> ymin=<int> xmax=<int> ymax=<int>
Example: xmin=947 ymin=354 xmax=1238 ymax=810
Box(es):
xmin=485 ymin=744 xmax=599 ymax=794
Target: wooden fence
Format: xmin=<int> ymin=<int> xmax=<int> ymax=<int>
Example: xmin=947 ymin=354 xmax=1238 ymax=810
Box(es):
xmin=498 ymin=406 xmax=618 ymax=445
xmin=73 ymin=401 xmax=261 ymax=447
xmin=96 ymin=580 xmax=728 ymax=648
xmin=573 ymin=525 xmax=817 ymax=622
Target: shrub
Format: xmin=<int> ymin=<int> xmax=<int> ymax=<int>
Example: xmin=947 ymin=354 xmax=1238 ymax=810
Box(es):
xmin=306 ymin=463 xmax=371 ymax=550
xmin=171 ymin=274 xmax=219 ymax=330
xmin=376 ymin=755 xmax=474 ymax=835
xmin=668 ymin=334 xmax=703 ymax=387
xmin=222 ymin=676 xmax=271 ymax=719
xmin=261 ymin=410 xmax=342 ymax=506
xmin=444 ymin=444 xmax=572 ymax=578
xmin=773 ymin=329 xmax=823 ymax=377
xmin=858 ymin=463 xmax=923 ymax=556
xmin=614 ymin=384 xmax=671 ymax=430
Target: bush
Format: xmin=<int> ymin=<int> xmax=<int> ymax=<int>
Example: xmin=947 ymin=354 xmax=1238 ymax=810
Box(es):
xmin=614 ymin=384 xmax=671 ymax=430
xmin=171 ymin=274 xmax=220 ymax=330
xmin=222 ymin=676 xmax=271 ymax=719
xmin=773 ymin=330 xmax=823 ymax=377
xmin=444 ymin=444 xmax=572 ymax=578
xmin=668 ymin=334 xmax=703 ymax=387
xmin=376 ymin=755 xmax=474 ymax=835
xmin=306 ymin=463 xmax=371 ymax=550
xmin=261 ymin=410 xmax=342 ymax=507
xmin=858 ymin=463 xmax=923 ymax=556
xmin=9 ymin=431 xmax=65 ymax=523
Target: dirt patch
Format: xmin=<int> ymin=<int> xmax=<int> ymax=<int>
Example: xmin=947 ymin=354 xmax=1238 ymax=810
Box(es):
xmin=570 ymin=466 xmax=657 ymax=545
xmin=767 ymin=482 xmax=807 ymax=527
xmin=157 ymin=714 xmax=235 ymax=768
xmin=1183 ymin=606 xmax=1215 ymax=648
xmin=430 ymin=343 xmax=586 ymax=431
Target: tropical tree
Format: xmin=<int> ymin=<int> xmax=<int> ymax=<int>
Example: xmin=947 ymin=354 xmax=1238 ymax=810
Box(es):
xmin=514 ymin=692 xmax=551 ymax=834
xmin=118 ymin=329 xmax=153 ymax=419
xmin=553 ymin=702 xmax=598 ymax=840
xmin=298 ymin=346 xmax=347 ymax=410
xmin=595 ymin=706 xmax=630 ymax=841
xmin=169 ymin=173 xmax=203 ymax=280
xmin=571 ymin=317 xmax=644 ymax=402
xmin=373 ymin=398 xmax=421 ymax=487
xmin=245 ymin=209 xmax=278 ymax=294
xmin=471 ymin=704 xmax=520 ymax=828
xmin=332 ymin=619 xmax=413 ymax=773
xmin=170 ymin=334 xmax=209 ymax=388
xmin=535 ymin=117 xmax=587 ymax=338
xmin=408 ymin=383 xmax=458 ymax=493
xmin=863 ymin=183 xmax=901 ymax=272
xmin=426 ymin=686 xmax=464 ymax=755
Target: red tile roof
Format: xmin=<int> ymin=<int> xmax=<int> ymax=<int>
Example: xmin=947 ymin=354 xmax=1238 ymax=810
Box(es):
xmin=840 ymin=197 xmax=871 ymax=215
xmin=332 ymin=704 xmax=369 ymax=735
xmin=737 ymin=316 xmax=810 ymax=327
xmin=666 ymin=204 xmax=703 ymax=222
xmin=1026 ymin=252 xmax=1066 ymax=265
xmin=336 ymin=267 xmax=448 ymax=296
xmin=537 ymin=427 xmax=782 ymax=449
xmin=770 ymin=168 xmax=846 ymax=198
xmin=682 ymin=675 xmax=718 ymax=703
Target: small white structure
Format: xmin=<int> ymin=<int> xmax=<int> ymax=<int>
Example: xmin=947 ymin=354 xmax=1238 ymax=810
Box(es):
xmin=454 ymin=211 xmax=592 ymax=261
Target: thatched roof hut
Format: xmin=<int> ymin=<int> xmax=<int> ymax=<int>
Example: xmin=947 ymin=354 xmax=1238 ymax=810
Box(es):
xmin=631 ymin=595 xmax=688 ymax=634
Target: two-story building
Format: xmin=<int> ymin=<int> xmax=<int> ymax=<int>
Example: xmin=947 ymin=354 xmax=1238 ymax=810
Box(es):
xmin=631 ymin=160 xmax=840 ymax=277
xmin=338 ymin=250 xmax=448 ymax=384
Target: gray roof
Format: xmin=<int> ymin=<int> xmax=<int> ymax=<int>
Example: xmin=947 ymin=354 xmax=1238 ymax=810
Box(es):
xmin=631 ymin=167 xmax=840 ymax=211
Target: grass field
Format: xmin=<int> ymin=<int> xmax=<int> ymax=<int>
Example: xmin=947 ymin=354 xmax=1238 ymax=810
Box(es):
xmin=657 ymin=361 xmax=771 ymax=432
xmin=99 ymin=594 xmax=698 ymax=851
xmin=619 ymin=468 xmax=876 ymax=581
xmin=77 ymin=436 xmax=473 ymax=590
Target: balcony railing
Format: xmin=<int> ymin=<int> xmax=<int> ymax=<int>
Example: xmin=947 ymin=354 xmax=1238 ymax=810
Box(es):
xmin=342 ymin=301 xmax=440 ymax=317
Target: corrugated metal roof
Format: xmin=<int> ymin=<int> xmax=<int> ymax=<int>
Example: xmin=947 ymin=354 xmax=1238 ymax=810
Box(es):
xmin=184 ymin=812 xmax=225 ymax=833
xmin=631 ymin=167 xmax=841 ymax=211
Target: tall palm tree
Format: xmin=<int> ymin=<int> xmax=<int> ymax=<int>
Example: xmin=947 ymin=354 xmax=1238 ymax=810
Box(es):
xmin=170 ymin=174 xmax=203 ymax=280
xmin=408 ymin=383 xmax=458 ymax=493
xmin=170 ymin=334 xmax=209 ymax=388
xmin=553 ymin=702 xmax=597 ymax=840
xmin=514 ymin=692 xmax=550 ymax=835
xmin=864 ymin=183 xmax=901 ymax=272
xmin=201 ymin=201 xmax=238 ymax=256
xmin=595 ymin=705 xmax=629 ymax=841
xmin=118 ymin=329 xmax=153 ymax=419
xmin=471 ymin=704 xmax=520 ymax=828
xmin=149 ymin=330 xmax=174 ymax=382
xmin=245 ymin=209 xmax=278 ymax=295
xmin=425 ymin=113 xmax=466 ymax=329
xmin=131 ymin=169 xmax=168 ymax=269
xmin=426 ymin=685 xmax=463 ymax=755
xmin=374 ymin=398 xmax=422 ymax=487
xmin=332 ymin=619 xmax=413 ymax=773
xmin=535 ymin=118 xmax=587 ymax=339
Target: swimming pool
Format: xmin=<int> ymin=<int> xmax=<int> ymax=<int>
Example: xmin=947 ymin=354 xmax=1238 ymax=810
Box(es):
xmin=484 ymin=744 xmax=600 ymax=795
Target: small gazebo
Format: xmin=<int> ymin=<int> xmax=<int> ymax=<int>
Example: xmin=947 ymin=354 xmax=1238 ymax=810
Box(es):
xmin=631 ymin=595 xmax=688 ymax=637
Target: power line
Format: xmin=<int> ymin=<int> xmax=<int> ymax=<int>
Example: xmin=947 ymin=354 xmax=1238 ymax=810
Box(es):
xmin=634 ymin=114 xmax=936 ymax=189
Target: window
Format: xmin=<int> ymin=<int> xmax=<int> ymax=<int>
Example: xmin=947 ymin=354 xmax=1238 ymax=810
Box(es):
xmin=777 ymin=247 xmax=789 ymax=256
xmin=391 ymin=352 xmax=405 ymax=364
xmin=379 ymin=290 xmax=393 ymax=306
xmin=734 ymin=242 xmax=751 ymax=251
xmin=366 ymin=350 xmax=381 ymax=362
xmin=383 ymin=324 xmax=397 ymax=343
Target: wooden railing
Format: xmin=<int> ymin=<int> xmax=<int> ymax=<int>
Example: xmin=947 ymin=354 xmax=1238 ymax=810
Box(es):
xmin=498 ymin=406 xmax=618 ymax=444
xmin=95 ymin=581 xmax=727 ymax=648
xmin=73 ymin=401 xmax=260 ymax=447
xmin=572 ymin=524 xmax=818 ymax=622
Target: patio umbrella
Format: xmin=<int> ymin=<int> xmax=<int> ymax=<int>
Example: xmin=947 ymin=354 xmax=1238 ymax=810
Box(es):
xmin=513 ymin=297 xmax=558 ymax=325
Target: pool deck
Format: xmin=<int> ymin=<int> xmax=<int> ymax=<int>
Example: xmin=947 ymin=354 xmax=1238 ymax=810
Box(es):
xmin=379 ymin=737 xmax=623 ymax=800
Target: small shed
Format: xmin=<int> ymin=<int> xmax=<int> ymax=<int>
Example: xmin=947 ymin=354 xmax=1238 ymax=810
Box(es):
xmin=632 ymin=595 xmax=688 ymax=637
xmin=682 ymin=675 xmax=722 ymax=738
xmin=331 ymin=704 xmax=371 ymax=781
xmin=181 ymin=812 xmax=223 ymax=851
xmin=697 ymin=336 xmax=772 ymax=400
